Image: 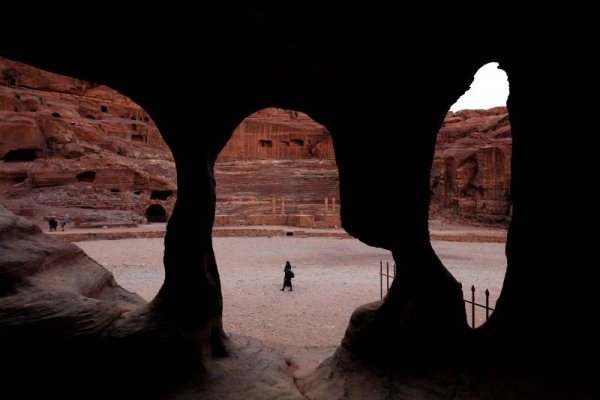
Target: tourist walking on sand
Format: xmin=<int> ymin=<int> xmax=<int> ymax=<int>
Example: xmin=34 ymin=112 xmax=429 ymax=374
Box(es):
xmin=281 ymin=261 xmax=294 ymax=291
xmin=59 ymin=217 xmax=68 ymax=231
xmin=48 ymin=217 xmax=57 ymax=232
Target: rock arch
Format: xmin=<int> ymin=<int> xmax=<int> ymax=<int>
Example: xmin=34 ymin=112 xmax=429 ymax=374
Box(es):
xmin=0 ymin=6 xmax=593 ymax=399
xmin=429 ymin=66 xmax=512 ymax=328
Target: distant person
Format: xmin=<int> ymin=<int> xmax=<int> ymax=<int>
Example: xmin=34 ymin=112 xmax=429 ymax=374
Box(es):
xmin=48 ymin=217 xmax=57 ymax=232
xmin=280 ymin=261 xmax=294 ymax=291
xmin=59 ymin=218 xmax=68 ymax=231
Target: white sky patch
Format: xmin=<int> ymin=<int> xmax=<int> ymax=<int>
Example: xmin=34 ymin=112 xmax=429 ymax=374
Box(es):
xmin=450 ymin=62 xmax=509 ymax=112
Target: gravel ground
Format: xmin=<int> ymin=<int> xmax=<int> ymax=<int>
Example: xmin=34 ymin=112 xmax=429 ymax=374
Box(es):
xmin=75 ymin=237 xmax=506 ymax=346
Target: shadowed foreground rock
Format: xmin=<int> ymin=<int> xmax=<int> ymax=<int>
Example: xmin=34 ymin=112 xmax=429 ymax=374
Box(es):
xmin=0 ymin=207 xmax=580 ymax=399
xmin=0 ymin=206 xmax=143 ymax=331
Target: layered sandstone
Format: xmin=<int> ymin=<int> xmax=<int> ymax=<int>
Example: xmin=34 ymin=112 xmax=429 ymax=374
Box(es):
xmin=216 ymin=108 xmax=339 ymax=227
xmin=0 ymin=205 xmax=144 ymax=334
xmin=217 ymin=107 xmax=512 ymax=227
xmin=430 ymin=107 xmax=512 ymax=224
xmin=218 ymin=108 xmax=334 ymax=160
xmin=1 ymin=57 xmax=512 ymax=229
xmin=0 ymin=57 xmax=176 ymax=228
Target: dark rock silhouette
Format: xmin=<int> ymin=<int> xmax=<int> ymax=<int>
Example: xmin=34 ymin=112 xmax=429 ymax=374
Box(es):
xmin=0 ymin=4 xmax=594 ymax=399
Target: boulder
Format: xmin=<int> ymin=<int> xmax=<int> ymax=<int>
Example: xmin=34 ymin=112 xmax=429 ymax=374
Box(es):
xmin=61 ymin=142 xmax=84 ymax=158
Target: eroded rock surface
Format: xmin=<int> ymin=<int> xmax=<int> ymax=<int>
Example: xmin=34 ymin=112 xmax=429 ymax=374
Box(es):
xmin=2 ymin=57 xmax=512 ymax=230
xmin=0 ymin=57 xmax=176 ymax=228
xmin=431 ymin=107 xmax=512 ymax=224
xmin=0 ymin=205 xmax=143 ymax=334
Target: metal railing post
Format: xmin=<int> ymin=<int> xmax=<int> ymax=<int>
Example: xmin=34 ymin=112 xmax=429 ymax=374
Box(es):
xmin=485 ymin=289 xmax=490 ymax=320
xmin=471 ymin=285 xmax=476 ymax=328
xmin=380 ymin=260 xmax=383 ymax=300
xmin=375 ymin=264 xmax=495 ymax=328
xmin=386 ymin=262 xmax=390 ymax=292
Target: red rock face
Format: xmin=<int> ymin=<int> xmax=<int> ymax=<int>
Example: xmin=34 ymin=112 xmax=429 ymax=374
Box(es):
xmin=0 ymin=57 xmax=167 ymax=159
xmin=1 ymin=57 xmax=511 ymax=228
xmin=218 ymin=108 xmax=334 ymax=161
xmin=430 ymin=107 xmax=512 ymax=224
xmin=215 ymin=108 xmax=340 ymax=227
xmin=216 ymin=107 xmax=512 ymax=227
xmin=0 ymin=115 xmax=46 ymax=158
xmin=0 ymin=57 xmax=176 ymax=227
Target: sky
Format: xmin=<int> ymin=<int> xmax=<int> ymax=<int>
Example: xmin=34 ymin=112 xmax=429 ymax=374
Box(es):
xmin=449 ymin=62 xmax=509 ymax=112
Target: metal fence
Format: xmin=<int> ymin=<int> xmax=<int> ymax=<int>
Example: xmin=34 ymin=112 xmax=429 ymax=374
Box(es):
xmin=379 ymin=260 xmax=495 ymax=328
xmin=379 ymin=261 xmax=396 ymax=300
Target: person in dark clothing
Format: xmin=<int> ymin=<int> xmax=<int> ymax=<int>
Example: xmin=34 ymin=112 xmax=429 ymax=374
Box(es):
xmin=48 ymin=217 xmax=57 ymax=232
xmin=281 ymin=261 xmax=294 ymax=291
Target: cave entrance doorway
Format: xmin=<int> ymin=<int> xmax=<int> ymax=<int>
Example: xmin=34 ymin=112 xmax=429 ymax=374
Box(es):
xmin=429 ymin=62 xmax=511 ymax=328
xmin=146 ymin=204 xmax=168 ymax=223
xmin=3 ymin=148 xmax=37 ymax=162
xmin=76 ymin=171 xmax=96 ymax=183
xmin=150 ymin=190 xmax=173 ymax=200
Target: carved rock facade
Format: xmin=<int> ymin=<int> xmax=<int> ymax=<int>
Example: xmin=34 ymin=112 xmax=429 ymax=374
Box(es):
xmin=0 ymin=57 xmax=176 ymax=228
xmin=431 ymin=107 xmax=512 ymax=224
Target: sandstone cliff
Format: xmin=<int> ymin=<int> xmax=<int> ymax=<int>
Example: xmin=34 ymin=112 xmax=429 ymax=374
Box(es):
xmin=1 ymin=57 xmax=512 ymax=228
xmin=431 ymin=107 xmax=512 ymax=224
xmin=217 ymin=107 xmax=512 ymax=226
xmin=216 ymin=108 xmax=339 ymax=227
xmin=218 ymin=107 xmax=334 ymax=160
xmin=0 ymin=57 xmax=176 ymax=227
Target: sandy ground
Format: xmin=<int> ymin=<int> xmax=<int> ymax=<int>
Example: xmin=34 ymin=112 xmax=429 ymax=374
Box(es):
xmin=75 ymin=237 xmax=506 ymax=346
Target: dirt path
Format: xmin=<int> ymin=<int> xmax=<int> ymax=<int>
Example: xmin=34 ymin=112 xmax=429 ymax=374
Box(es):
xmin=49 ymin=218 xmax=508 ymax=242
xmin=76 ymin=236 xmax=507 ymax=346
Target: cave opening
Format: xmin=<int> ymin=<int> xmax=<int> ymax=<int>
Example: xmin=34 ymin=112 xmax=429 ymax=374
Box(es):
xmin=146 ymin=204 xmax=168 ymax=223
xmin=132 ymin=134 xmax=144 ymax=142
xmin=212 ymin=107 xmax=386 ymax=348
xmin=13 ymin=175 xmax=27 ymax=183
xmin=100 ymin=105 xmax=108 ymax=112
xmin=51 ymin=112 xmax=61 ymax=118
xmin=76 ymin=171 xmax=96 ymax=182
xmin=150 ymin=190 xmax=173 ymax=200
xmin=259 ymin=139 xmax=273 ymax=148
xmin=428 ymin=62 xmax=511 ymax=328
xmin=3 ymin=148 xmax=36 ymax=162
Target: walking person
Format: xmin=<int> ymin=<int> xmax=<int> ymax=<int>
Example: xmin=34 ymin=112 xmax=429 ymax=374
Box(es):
xmin=48 ymin=217 xmax=57 ymax=232
xmin=280 ymin=261 xmax=295 ymax=291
